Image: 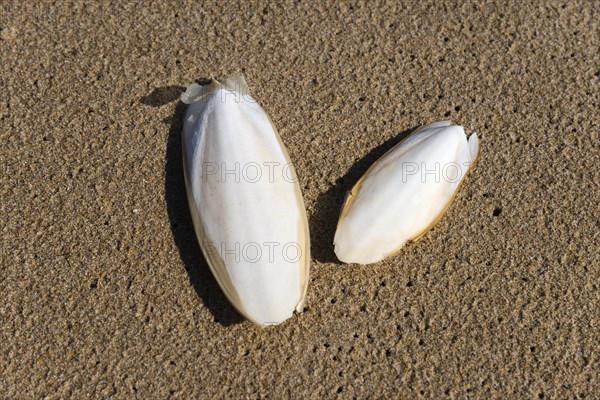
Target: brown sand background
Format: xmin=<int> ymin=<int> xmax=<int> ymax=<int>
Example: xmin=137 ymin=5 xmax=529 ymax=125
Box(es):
xmin=1 ymin=1 xmax=598 ymax=398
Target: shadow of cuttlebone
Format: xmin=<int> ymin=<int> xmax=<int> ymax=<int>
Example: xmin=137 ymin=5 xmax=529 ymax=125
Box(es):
xmin=309 ymin=126 xmax=419 ymax=264
xmin=142 ymin=85 xmax=244 ymax=327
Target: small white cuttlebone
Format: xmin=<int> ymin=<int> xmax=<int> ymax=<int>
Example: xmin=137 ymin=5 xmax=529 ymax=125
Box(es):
xmin=180 ymin=76 xmax=310 ymax=326
xmin=334 ymin=121 xmax=480 ymax=265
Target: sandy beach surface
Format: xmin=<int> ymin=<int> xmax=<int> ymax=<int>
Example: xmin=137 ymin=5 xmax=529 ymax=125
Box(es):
xmin=1 ymin=1 xmax=598 ymax=398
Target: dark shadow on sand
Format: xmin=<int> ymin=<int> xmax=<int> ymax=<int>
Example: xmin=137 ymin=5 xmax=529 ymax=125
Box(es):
xmin=309 ymin=125 xmax=419 ymax=264
xmin=142 ymin=85 xmax=244 ymax=327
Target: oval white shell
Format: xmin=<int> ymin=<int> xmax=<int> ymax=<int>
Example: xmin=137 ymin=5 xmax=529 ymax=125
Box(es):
xmin=334 ymin=121 xmax=479 ymax=265
xmin=181 ymin=76 xmax=310 ymax=326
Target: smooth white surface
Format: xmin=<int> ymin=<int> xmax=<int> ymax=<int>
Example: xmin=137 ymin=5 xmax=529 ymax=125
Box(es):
xmin=182 ymin=78 xmax=309 ymax=326
xmin=334 ymin=121 xmax=479 ymax=265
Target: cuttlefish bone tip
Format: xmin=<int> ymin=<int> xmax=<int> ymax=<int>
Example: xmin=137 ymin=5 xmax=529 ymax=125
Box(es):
xmin=180 ymin=83 xmax=204 ymax=104
xmin=180 ymin=76 xmax=230 ymax=104
xmin=468 ymin=132 xmax=480 ymax=161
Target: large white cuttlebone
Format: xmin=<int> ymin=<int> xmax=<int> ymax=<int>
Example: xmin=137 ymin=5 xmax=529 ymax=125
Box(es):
xmin=180 ymin=76 xmax=310 ymax=326
xmin=334 ymin=121 xmax=480 ymax=265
